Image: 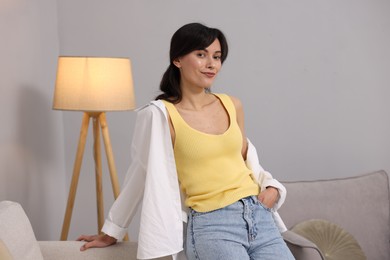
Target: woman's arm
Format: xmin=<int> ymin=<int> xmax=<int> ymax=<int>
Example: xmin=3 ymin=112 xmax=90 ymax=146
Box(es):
xmin=229 ymin=95 xmax=248 ymax=160
xmin=76 ymin=105 xmax=156 ymax=251
xmin=230 ymin=95 xmax=280 ymax=209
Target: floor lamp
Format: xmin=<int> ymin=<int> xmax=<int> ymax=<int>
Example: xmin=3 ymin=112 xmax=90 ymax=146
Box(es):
xmin=53 ymin=56 xmax=135 ymax=240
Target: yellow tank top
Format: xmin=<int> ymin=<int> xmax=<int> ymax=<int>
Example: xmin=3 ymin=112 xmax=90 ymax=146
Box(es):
xmin=163 ymin=93 xmax=259 ymax=212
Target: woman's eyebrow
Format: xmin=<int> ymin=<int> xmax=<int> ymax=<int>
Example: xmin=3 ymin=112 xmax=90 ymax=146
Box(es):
xmin=201 ymin=49 xmax=222 ymax=54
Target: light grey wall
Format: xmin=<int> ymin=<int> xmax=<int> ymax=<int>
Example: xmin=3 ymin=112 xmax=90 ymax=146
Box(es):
xmin=0 ymin=0 xmax=66 ymax=240
xmin=54 ymin=0 xmax=390 ymax=240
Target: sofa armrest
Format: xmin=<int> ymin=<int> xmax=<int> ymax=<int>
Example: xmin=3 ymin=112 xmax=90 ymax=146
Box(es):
xmin=38 ymin=241 xmax=173 ymax=260
xmin=39 ymin=241 xmax=138 ymax=260
xmin=282 ymin=231 xmax=324 ymax=260
xmin=40 ymin=233 xmax=323 ymax=260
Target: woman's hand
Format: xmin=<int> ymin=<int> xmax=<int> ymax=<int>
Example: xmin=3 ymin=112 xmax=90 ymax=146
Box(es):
xmin=77 ymin=234 xmax=117 ymax=251
xmin=258 ymin=186 xmax=279 ymax=209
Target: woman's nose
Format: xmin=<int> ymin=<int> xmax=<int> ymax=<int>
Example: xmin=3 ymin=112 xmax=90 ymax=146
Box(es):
xmin=207 ymin=57 xmax=215 ymax=69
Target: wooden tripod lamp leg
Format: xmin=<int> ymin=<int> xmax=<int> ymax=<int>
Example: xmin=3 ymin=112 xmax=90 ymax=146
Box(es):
xmin=60 ymin=112 xmax=128 ymax=241
xmin=61 ymin=113 xmax=90 ymax=241
xmin=92 ymin=114 xmax=105 ymax=234
xmin=99 ymin=113 xmax=121 ymax=199
xmin=99 ymin=113 xmax=129 ymax=241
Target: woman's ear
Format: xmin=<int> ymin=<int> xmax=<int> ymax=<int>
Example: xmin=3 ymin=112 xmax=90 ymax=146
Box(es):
xmin=172 ymin=59 xmax=181 ymax=68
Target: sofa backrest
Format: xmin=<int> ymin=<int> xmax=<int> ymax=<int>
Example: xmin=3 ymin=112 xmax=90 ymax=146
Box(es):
xmin=279 ymin=170 xmax=390 ymax=260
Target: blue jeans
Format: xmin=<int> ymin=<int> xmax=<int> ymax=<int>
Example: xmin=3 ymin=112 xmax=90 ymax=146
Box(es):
xmin=185 ymin=196 xmax=295 ymax=260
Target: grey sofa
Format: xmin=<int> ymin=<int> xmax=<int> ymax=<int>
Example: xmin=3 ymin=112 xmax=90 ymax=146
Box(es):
xmin=2 ymin=171 xmax=388 ymax=259
xmin=279 ymin=170 xmax=390 ymax=260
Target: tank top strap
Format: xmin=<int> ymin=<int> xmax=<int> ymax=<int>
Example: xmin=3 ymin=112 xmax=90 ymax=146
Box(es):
xmin=214 ymin=93 xmax=237 ymax=119
xmin=161 ymin=100 xmax=185 ymax=130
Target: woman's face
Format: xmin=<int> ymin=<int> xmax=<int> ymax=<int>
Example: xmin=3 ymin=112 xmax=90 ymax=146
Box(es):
xmin=173 ymin=39 xmax=222 ymax=91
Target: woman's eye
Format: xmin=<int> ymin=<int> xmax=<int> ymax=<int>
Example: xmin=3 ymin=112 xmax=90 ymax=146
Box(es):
xmin=197 ymin=53 xmax=205 ymax=57
xmin=214 ymin=56 xmax=221 ymax=60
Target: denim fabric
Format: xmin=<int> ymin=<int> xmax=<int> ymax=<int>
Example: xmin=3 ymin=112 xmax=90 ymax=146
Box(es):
xmin=185 ymin=196 xmax=295 ymax=260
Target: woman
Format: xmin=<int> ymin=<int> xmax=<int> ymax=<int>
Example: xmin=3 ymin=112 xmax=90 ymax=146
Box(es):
xmin=78 ymin=23 xmax=294 ymax=260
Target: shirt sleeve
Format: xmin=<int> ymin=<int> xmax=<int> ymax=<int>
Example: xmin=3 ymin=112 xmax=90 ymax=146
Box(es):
xmin=101 ymin=107 xmax=154 ymax=239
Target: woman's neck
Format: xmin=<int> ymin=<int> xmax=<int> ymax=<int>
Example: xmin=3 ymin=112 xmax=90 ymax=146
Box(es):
xmin=178 ymin=88 xmax=216 ymax=111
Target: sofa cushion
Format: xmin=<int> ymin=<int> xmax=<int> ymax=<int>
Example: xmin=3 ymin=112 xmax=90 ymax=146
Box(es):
xmin=0 ymin=240 xmax=13 ymax=260
xmin=291 ymin=219 xmax=365 ymax=260
xmin=0 ymin=201 xmax=43 ymax=260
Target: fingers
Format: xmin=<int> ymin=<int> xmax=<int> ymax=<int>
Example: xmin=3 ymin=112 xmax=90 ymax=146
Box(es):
xmin=80 ymin=241 xmax=95 ymax=251
xmin=78 ymin=234 xmax=117 ymax=251
xmin=77 ymin=234 xmax=98 ymax=252
xmin=80 ymin=243 xmax=88 ymax=251
xmin=76 ymin=235 xmax=86 ymax=241
xmin=258 ymin=189 xmax=277 ymax=208
xmin=80 ymin=242 xmax=93 ymax=251
xmin=258 ymin=192 xmax=266 ymax=202
xmin=77 ymin=235 xmax=95 ymax=242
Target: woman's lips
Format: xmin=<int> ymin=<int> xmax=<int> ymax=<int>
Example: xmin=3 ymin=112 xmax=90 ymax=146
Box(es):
xmin=202 ymin=72 xmax=216 ymax=78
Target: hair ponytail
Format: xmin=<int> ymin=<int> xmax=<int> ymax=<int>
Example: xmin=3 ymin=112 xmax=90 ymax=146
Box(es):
xmin=156 ymin=64 xmax=182 ymax=103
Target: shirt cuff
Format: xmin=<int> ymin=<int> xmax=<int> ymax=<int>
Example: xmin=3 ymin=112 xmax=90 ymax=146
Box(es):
xmin=101 ymin=219 xmax=128 ymax=240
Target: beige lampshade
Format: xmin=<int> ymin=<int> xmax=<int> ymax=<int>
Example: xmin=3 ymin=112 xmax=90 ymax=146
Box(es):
xmin=53 ymin=56 xmax=135 ymax=111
